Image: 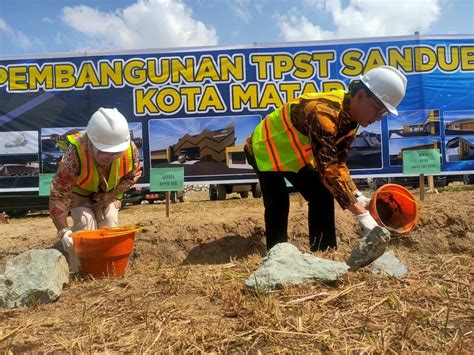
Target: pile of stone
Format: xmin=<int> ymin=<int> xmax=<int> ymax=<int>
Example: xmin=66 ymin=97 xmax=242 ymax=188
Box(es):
xmin=246 ymin=227 xmax=407 ymax=291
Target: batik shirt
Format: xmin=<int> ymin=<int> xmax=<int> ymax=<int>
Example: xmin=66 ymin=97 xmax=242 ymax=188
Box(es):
xmin=247 ymin=93 xmax=359 ymax=209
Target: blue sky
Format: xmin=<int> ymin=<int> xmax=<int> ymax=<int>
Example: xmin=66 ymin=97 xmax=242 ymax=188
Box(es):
xmin=0 ymin=0 xmax=473 ymax=57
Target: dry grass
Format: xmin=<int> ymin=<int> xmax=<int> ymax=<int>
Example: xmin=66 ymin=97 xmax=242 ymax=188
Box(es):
xmin=1 ymin=190 xmax=473 ymax=352
xmin=1 ymin=250 xmax=472 ymax=353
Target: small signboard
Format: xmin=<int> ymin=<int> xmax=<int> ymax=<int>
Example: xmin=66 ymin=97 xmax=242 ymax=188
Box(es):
xmin=150 ymin=167 xmax=184 ymax=192
xmin=38 ymin=174 xmax=55 ymax=196
xmin=403 ymin=149 xmax=441 ymax=175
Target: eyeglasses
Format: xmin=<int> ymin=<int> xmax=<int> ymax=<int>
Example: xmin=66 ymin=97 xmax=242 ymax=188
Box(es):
xmin=371 ymin=95 xmax=388 ymax=117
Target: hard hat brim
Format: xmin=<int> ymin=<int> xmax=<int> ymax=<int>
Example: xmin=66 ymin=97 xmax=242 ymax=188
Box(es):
xmin=90 ymin=138 xmax=130 ymax=153
xmin=372 ymin=92 xmax=398 ymax=115
xmin=360 ymin=76 xmax=399 ymax=116
xmin=385 ymin=103 xmax=398 ymax=116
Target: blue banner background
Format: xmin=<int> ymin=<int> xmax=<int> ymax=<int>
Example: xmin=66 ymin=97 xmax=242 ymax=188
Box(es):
xmin=0 ymin=35 xmax=473 ymax=192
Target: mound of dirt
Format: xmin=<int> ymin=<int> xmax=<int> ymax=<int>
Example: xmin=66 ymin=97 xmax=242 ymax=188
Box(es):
xmin=126 ymin=189 xmax=473 ymax=268
xmin=0 ymin=190 xmax=472 ymax=272
xmin=390 ymin=190 xmax=473 ymax=256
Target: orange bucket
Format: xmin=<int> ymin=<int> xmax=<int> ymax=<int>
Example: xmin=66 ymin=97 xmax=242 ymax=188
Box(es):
xmin=368 ymin=184 xmax=418 ymax=234
xmin=72 ymin=226 xmax=142 ymax=277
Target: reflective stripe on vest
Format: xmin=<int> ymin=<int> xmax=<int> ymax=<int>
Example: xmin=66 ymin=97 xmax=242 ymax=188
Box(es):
xmin=67 ymin=133 xmax=133 ymax=197
xmin=252 ymin=90 xmax=346 ymax=172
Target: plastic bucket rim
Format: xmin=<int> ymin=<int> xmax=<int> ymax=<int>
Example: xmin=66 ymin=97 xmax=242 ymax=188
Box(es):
xmin=369 ymin=184 xmax=418 ymax=234
xmin=71 ymin=227 xmax=142 ymax=240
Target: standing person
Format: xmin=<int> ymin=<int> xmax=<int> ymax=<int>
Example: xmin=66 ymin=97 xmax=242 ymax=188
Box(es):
xmin=49 ymin=108 xmax=142 ymax=272
xmin=244 ymin=66 xmax=407 ymax=260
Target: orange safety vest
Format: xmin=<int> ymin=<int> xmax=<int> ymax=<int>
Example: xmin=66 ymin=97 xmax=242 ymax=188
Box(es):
xmin=252 ymin=90 xmax=356 ymax=172
xmin=66 ymin=132 xmax=133 ymax=199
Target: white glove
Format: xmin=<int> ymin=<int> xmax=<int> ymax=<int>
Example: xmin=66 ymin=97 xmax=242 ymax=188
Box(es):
xmin=355 ymin=191 xmax=371 ymax=208
xmin=355 ymin=212 xmax=379 ymax=236
xmin=60 ymin=229 xmax=74 ymax=252
xmin=60 ymin=229 xmax=80 ymax=273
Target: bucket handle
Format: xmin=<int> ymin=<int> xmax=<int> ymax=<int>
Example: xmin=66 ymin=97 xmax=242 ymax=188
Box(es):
xmin=102 ymin=225 xmax=143 ymax=230
xmin=375 ymin=189 xmax=420 ymax=206
xmin=99 ymin=225 xmax=144 ymax=237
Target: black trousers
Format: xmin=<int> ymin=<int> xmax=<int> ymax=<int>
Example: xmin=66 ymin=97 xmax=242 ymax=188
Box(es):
xmin=246 ymin=150 xmax=336 ymax=251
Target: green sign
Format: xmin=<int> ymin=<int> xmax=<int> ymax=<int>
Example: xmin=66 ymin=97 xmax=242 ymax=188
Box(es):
xmin=150 ymin=167 xmax=184 ymax=192
xmin=403 ymin=149 xmax=441 ymax=175
xmin=39 ymin=174 xmax=55 ymax=196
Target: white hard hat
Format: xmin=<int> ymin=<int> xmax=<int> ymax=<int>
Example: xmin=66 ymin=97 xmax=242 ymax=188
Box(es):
xmin=86 ymin=108 xmax=130 ymax=153
xmin=359 ymin=66 xmax=407 ymax=115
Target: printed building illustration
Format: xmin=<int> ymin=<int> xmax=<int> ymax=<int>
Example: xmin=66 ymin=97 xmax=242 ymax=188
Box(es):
xmin=172 ymin=126 xmax=235 ymax=162
xmin=1 ymin=164 xmax=39 ymax=177
xmin=225 ymin=146 xmax=253 ymax=169
xmin=398 ymin=141 xmax=441 ymax=159
xmin=150 ymin=125 xmax=255 ymax=176
xmin=389 ymin=110 xmax=440 ymax=137
xmin=445 ymin=118 xmax=474 ymax=135
xmin=446 ymin=137 xmax=474 ymax=161
xmin=347 ymin=131 xmax=382 ymax=169
xmin=130 ymin=129 xmax=143 ymax=149
xmin=402 ymin=110 xmax=440 ymax=135
xmin=151 ymin=126 xmax=236 ymax=165
xmin=150 ymin=147 xmax=170 ymax=165
xmin=351 ymin=131 xmax=381 ymax=149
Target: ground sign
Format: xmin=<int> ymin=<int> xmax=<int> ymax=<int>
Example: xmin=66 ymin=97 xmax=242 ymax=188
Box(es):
xmin=150 ymin=168 xmax=184 ymax=192
xmin=403 ymin=149 xmax=441 ymax=175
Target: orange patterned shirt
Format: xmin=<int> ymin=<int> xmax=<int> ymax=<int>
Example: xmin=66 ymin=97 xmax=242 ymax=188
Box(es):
xmin=246 ymin=92 xmax=359 ymax=209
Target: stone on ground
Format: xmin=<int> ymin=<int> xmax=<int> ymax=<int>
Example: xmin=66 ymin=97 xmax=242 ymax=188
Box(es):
xmin=371 ymin=250 xmax=407 ymax=277
xmin=0 ymin=249 xmax=69 ymax=308
xmin=346 ymin=226 xmax=391 ymax=271
xmin=245 ymin=243 xmax=349 ymax=291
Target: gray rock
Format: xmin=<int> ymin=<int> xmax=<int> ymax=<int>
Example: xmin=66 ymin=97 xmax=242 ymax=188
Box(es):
xmin=245 ymin=243 xmax=349 ymax=291
xmin=346 ymin=226 xmax=391 ymax=271
xmin=371 ymin=250 xmax=407 ymax=277
xmin=0 ymin=249 xmax=69 ymax=308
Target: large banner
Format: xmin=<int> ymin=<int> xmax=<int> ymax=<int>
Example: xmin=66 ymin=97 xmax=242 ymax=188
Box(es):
xmin=1 ymin=34 xmax=473 ymax=193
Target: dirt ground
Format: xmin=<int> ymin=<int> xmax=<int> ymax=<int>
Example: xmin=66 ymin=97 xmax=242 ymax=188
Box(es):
xmin=0 ymin=187 xmax=473 ymax=352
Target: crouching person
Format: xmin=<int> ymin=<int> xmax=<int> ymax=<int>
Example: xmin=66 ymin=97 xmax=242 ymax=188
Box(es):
xmin=244 ymin=66 xmax=407 ymax=268
xmin=49 ymin=108 xmax=142 ymax=272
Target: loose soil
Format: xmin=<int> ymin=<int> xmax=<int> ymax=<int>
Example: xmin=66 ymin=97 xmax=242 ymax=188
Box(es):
xmin=0 ymin=189 xmax=472 ymax=352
